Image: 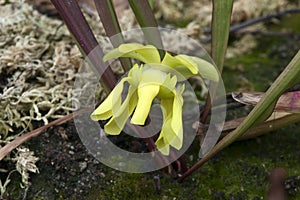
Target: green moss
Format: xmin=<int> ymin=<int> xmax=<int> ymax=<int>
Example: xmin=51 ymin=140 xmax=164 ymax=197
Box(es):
xmin=223 ymin=13 xmax=300 ymax=92
xmin=84 ymin=123 xmax=300 ymax=200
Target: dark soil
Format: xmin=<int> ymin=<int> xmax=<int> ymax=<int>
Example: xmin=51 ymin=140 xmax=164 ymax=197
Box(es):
xmin=3 ymin=121 xmax=300 ymax=200
xmin=3 ymin=121 xmax=106 ymax=199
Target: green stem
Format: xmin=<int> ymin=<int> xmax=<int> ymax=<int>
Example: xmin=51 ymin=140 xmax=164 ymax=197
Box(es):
xmin=128 ymin=0 xmax=165 ymax=59
xmin=221 ymin=114 xmax=300 ymax=140
xmin=94 ymin=0 xmax=132 ymax=71
xmin=201 ymin=0 xmax=233 ymax=123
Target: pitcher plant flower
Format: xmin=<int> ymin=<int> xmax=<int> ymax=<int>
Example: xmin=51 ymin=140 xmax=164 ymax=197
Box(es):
xmin=91 ymin=43 xmax=219 ymax=155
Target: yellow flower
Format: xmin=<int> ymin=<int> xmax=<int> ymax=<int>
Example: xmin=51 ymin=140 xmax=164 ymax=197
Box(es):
xmin=91 ymin=43 xmax=219 ymax=155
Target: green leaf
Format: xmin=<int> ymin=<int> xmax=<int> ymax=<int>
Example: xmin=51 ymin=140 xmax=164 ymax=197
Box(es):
xmin=211 ymin=0 xmax=234 ymax=73
xmin=200 ymin=0 xmax=233 ymax=142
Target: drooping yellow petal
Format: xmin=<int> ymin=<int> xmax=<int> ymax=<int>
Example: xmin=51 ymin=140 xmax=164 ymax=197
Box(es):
xmin=162 ymin=118 xmax=182 ymax=150
xmin=155 ymin=97 xmax=183 ymax=154
xmin=171 ymin=87 xmax=184 ymax=134
xmin=161 ymin=52 xmax=219 ymax=82
xmin=104 ymin=86 xmax=138 ymax=135
xmin=158 ymin=74 xmax=177 ymax=98
xmin=155 ymin=99 xmax=172 ymax=155
xmin=159 ymin=91 xmax=184 ymax=151
xmin=90 ymin=91 xmax=113 ymax=121
xmin=128 ymin=64 xmax=142 ymax=86
xmin=160 ymin=98 xmax=173 ymax=120
xmin=131 ymin=84 xmax=160 ymax=125
xmin=170 ymin=95 xmax=184 ymax=149
xmin=189 ymin=56 xmax=219 ymax=82
xmin=103 ymin=43 xmax=161 ymax=64
xmin=90 ymin=77 xmax=130 ymax=121
xmin=172 ymin=65 xmax=195 ymax=80
xmin=103 ymin=48 xmax=124 ymax=62
xmin=161 ymin=53 xmax=193 ymax=80
xmin=174 ymin=55 xmax=198 ymax=75
xmin=161 ymin=52 xmax=182 ymax=67
xmin=155 ymin=132 xmax=170 ymax=155
xmin=119 ymin=43 xmax=161 ymax=63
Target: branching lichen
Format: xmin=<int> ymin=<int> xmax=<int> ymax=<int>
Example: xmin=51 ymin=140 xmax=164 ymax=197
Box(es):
xmin=12 ymin=147 xmax=39 ymax=186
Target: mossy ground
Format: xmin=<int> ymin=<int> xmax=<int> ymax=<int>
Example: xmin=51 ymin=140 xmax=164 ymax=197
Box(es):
xmin=86 ymin=122 xmax=300 ymax=200
xmin=2 ymin=3 xmax=300 ymax=200
xmin=5 ymin=121 xmax=300 ymax=199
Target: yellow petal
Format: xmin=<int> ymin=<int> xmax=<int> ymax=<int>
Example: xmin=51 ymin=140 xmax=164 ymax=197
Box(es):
xmin=161 ymin=52 xmax=182 ymax=67
xmin=103 ymin=43 xmax=147 ymax=63
xmin=189 ymin=56 xmax=219 ymax=82
xmin=131 ymin=84 xmax=160 ymax=125
xmin=103 ymin=43 xmax=160 ymax=64
xmin=172 ymin=65 xmax=194 ymax=80
xmin=103 ymin=48 xmax=124 ymax=62
xmin=104 ymin=86 xmax=138 ymax=135
xmin=155 ymin=115 xmax=182 ymax=154
xmin=163 ymin=119 xmax=182 ymax=150
xmin=154 ymin=99 xmax=172 ymax=155
xmin=158 ymin=74 xmax=177 ymax=98
xmin=90 ymin=92 xmax=113 ymax=121
xmin=141 ymin=67 xmax=167 ymax=84
xmin=171 ymin=89 xmax=184 ymax=134
xmin=160 ymin=96 xmax=183 ymax=150
xmin=128 ymin=64 xmax=142 ymax=86
xmin=162 ymin=53 xmax=219 ymax=82
xmin=90 ymin=77 xmax=130 ymax=121
xmin=119 ymin=43 xmax=161 ymax=63
xmin=174 ymin=55 xmax=198 ymax=75
xmin=118 ymin=43 xmax=146 ymax=53
xmin=161 ymin=52 xmax=199 ymax=80
xmin=160 ymin=98 xmax=172 ymax=118
xmin=155 ymin=134 xmax=170 ymax=155
xmin=171 ymin=96 xmax=183 ymax=149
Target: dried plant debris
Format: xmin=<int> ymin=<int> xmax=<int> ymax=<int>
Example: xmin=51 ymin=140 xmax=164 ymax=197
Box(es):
xmin=0 ymin=2 xmax=85 ymax=139
xmin=0 ymin=0 xmax=138 ymax=146
xmin=0 ymin=0 xmax=139 ymax=147
xmin=12 ymin=147 xmax=39 ymax=186
xmin=0 ymin=147 xmax=39 ymax=197
xmin=0 ymin=1 xmax=86 ymax=193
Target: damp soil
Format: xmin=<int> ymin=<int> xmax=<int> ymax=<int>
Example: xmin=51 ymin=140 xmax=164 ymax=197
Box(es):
xmin=3 ymin=121 xmax=300 ymax=200
xmin=2 ymin=3 xmax=300 ymax=200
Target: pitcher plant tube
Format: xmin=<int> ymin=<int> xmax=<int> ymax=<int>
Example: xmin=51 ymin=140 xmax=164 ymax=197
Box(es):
xmin=90 ymin=43 xmax=219 ymax=155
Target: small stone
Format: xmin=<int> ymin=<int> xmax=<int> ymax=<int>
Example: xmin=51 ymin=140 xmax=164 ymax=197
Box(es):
xmin=79 ymin=162 xmax=87 ymax=172
xmin=99 ymin=172 xmax=105 ymax=178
